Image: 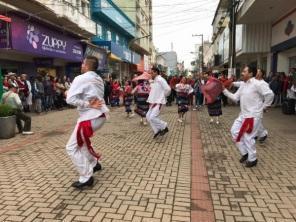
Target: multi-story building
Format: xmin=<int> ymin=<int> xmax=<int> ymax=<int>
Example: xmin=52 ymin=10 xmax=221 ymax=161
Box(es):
xmin=0 ymin=0 xmax=106 ymax=78
xmin=159 ymin=51 xmax=178 ymax=76
xmin=237 ymin=0 xmax=296 ymax=74
xmin=113 ymin=0 xmax=154 ymax=73
xmin=90 ymin=0 xmax=139 ymax=81
xmin=211 ymin=0 xmax=296 ymax=76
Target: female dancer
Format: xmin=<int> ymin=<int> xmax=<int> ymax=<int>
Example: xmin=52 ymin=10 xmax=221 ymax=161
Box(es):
xmin=175 ymin=77 xmax=193 ymax=123
xmin=132 ymin=80 xmax=150 ymax=125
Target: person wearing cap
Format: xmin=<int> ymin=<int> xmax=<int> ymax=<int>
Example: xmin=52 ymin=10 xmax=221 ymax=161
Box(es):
xmin=146 ymin=66 xmax=171 ymax=138
xmin=1 ymin=83 xmax=33 ymax=135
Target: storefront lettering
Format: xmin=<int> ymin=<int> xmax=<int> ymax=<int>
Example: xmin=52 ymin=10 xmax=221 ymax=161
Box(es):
xmin=42 ymin=34 xmax=67 ymax=51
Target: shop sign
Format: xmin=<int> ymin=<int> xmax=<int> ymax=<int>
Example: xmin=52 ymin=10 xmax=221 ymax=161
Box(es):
xmin=123 ymin=48 xmax=131 ymax=62
xmin=84 ymin=45 xmax=107 ymax=70
xmin=10 ymin=15 xmax=83 ymax=61
xmin=272 ymin=11 xmax=296 ymax=46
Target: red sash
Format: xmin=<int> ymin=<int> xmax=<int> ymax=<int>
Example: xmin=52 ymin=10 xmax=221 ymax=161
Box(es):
xmin=77 ymin=120 xmax=101 ymax=160
xmin=236 ymin=118 xmax=254 ymax=142
xmin=150 ymin=104 xmax=162 ymax=110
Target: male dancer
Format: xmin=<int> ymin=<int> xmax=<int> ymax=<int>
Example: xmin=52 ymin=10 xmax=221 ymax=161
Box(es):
xmin=223 ymin=66 xmax=274 ymax=168
xmin=146 ymin=66 xmax=171 ymax=138
xmin=66 ymin=56 xmax=109 ymax=189
xmin=232 ymin=69 xmax=269 ymax=143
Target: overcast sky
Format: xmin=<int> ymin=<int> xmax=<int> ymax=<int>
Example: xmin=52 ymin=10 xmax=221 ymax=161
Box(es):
xmin=153 ymin=0 xmax=219 ymax=68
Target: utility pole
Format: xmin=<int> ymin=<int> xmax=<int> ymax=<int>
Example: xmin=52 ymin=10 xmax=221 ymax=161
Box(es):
xmin=228 ymin=0 xmax=240 ymax=77
xmin=192 ymin=34 xmax=204 ymax=72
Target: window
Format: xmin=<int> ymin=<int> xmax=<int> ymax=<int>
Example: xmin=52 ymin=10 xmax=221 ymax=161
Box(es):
xmin=97 ymin=24 xmax=102 ymax=38
xmin=289 ymin=56 xmax=296 ymax=69
xmin=81 ymin=1 xmax=86 ymax=15
xmin=107 ymin=31 xmax=112 ymax=41
xmin=116 ymin=35 xmax=120 ymax=44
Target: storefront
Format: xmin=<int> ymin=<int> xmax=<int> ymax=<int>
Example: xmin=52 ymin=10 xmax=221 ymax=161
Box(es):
xmin=0 ymin=14 xmax=83 ymax=78
xmin=271 ymin=9 xmax=296 ymax=74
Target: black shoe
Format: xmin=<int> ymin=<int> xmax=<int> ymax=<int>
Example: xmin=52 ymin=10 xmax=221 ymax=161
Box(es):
xmin=153 ymin=131 xmax=161 ymax=139
xmin=71 ymin=176 xmax=94 ymax=189
xmin=239 ymin=154 xmax=248 ymax=163
xmin=160 ymin=127 xmax=169 ymax=136
xmin=254 ymin=136 xmax=258 ymax=140
xmin=93 ymin=162 xmax=102 ymax=173
xmin=245 ymin=159 xmax=258 ymax=168
xmin=258 ymin=135 xmax=267 ymax=143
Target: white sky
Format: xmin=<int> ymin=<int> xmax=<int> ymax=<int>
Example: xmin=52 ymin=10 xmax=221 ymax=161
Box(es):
xmin=153 ymin=0 xmax=219 ymax=68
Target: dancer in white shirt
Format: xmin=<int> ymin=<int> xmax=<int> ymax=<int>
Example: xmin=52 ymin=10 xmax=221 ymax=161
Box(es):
xmin=66 ymin=56 xmax=109 ymax=189
xmin=223 ymin=66 xmax=274 ymax=168
xmin=232 ymin=69 xmax=270 ymax=143
xmin=146 ymin=67 xmax=171 ymax=138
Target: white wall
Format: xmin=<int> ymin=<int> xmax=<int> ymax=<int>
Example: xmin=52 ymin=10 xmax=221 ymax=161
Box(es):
xmin=272 ymin=10 xmax=296 ymax=46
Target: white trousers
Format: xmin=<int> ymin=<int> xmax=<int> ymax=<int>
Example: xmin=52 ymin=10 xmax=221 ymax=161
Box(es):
xmin=257 ymin=120 xmax=268 ymax=138
xmin=66 ymin=117 xmax=105 ymax=183
xmin=146 ymin=104 xmax=167 ymax=134
xmin=231 ymin=116 xmax=260 ymax=162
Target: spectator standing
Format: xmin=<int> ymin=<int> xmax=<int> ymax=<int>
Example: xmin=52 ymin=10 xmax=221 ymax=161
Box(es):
xmin=55 ymin=78 xmax=66 ymax=110
xmin=43 ymin=75 xmax=54 ymax=111
xmin=34 ymin=75 xmax=45 ymax=113
xmin=269 ymin=74 xmax=281 ymax=107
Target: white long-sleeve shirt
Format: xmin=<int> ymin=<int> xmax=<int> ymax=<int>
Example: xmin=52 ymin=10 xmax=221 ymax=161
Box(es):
xmin=223 ymin=78 xmax=274 ymax=118
xmin=147 ymin=75 xmax=171 ymax=104
xmin=2 ymin=91 xmax=23 ymax=110
xmin=66 ymin=71 xmax=109 ymax=122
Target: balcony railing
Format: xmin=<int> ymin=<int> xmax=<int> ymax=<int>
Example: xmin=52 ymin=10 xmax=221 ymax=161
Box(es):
xmin=34 ymin=0 xmax=96 ymax=35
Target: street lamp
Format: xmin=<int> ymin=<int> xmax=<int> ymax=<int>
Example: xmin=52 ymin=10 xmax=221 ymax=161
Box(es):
xmin=192 ymin=34 xmax=204 ymax=72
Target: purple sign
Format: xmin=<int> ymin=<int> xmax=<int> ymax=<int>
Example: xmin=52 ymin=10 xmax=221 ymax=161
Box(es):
xmin=10 ymin=16 xmax=83 ymax=62
xmin=0 ymin=20 xmax=10 ymax=48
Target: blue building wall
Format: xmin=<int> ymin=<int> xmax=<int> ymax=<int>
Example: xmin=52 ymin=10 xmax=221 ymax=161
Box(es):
xmin=90 ymin=0 xmax=136 ymax=62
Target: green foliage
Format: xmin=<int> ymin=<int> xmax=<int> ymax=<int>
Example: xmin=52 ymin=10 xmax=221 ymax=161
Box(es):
xmin=0 ymin=104 xmax=15 ymax=117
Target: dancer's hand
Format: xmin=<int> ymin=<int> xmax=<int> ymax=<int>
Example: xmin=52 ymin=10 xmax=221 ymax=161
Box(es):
xmin=89 ymin=99 xmax=103 ymax=109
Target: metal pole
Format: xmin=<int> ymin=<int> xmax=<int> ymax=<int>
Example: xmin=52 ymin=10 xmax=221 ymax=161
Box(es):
xmin=229 ymin=0 xmax=238 ymax=76
xmin=201 ymin=34 xmax=204 ymax=72
xmin=231 ymin=0 xmax=237 ymax=69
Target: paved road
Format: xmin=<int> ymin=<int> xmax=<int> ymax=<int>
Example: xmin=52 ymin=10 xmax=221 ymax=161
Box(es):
xmin=0 ymin=105 xmax=295 ymax=222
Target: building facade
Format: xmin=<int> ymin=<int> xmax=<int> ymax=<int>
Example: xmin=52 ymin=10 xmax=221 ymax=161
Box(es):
xmin=113 ymin=0 xmax=154 ymax=73
xmin=0 ymin=0 xmax=105 ymax=79
xmin=158 ymin=51 xmax=178 ymax=76
xmin=210 ymin=0 xmax=296 ymax=76
xmin=238 ymin=0 xmax=296 ymax=75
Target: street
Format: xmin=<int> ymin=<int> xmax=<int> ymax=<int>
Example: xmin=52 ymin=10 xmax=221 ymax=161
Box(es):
xmin=0 ymin=106 xmax=295 ymax=222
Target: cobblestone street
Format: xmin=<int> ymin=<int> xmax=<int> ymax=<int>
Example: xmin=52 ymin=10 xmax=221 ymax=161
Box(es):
xmin=0 ymin=105 xmax=295 ymax=222
xmin=198 ymin=106 xmax=296 ymax=222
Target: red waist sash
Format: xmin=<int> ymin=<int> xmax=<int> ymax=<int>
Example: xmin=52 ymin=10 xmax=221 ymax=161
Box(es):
xmin=77 ymin=115 xmax=105 ymax=160
xmin=236 ymin=118 xmax=254 ymax=142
